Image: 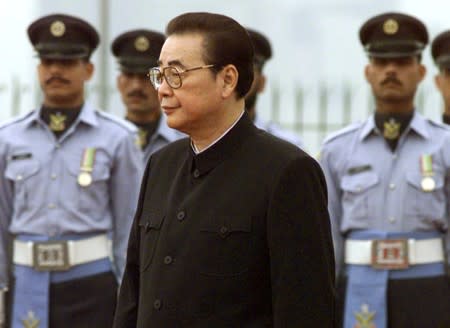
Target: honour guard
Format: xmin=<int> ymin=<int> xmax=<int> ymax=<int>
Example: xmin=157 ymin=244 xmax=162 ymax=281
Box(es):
xmin=319 ymin=12 xmax=450 ymax=328
xmin=0 ymin=14 xmax=143 ymax=328
xmin=245 ymin=28 xmax=304 ymax=149
xmin=431 ymin=30 xmax=450 ymax=125
xmin=112 ymin=29 xmax=184 ymax=163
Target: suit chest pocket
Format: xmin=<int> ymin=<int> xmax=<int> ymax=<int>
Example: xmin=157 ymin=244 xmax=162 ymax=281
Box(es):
xmin=139 ymin=214 xmax=165 ymax=272
xmin=197 ymin=215 xmax=252 ymax=277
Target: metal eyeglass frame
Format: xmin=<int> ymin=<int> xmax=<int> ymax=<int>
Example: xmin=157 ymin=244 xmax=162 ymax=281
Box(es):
xmin=148 ymin=64 xmax=215 ymax=89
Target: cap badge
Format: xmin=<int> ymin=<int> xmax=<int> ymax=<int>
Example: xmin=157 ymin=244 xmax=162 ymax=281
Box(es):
xmin=135 ymin=36 xmax=150 ymax=52
xmin=383 ymin=19 xmax=399 ymax=35
xmin=50 ymin=20 xmax=66 ymax=37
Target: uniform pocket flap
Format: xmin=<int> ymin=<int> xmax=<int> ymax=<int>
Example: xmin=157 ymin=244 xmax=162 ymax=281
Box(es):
xmin=5 ymin=159 xmax=40 ymax=181
xmin=139 ymin=213 xmax=165 ymax=231
xmin=65 ymin=161 xmax=110 ymax=181
xmin=341 ymin=171 xmax=379 ymax=193
xmin=406 ymin=172 xmax=444 ymax=190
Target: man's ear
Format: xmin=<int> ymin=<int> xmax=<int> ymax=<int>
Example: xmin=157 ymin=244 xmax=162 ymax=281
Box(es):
xmin=220 ymin=64 xmax=239 ymax=98
xmin=364 ymin=64 xmax=371 ymax=83
xmin=435 ymin=74 xmax=444 ymax=92
xmin=84 ymin=62 xmax=95 ymax=81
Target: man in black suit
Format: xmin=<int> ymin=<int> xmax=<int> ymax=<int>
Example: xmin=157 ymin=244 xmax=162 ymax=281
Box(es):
xmin=113 ymin=12 xmax=335 ymax=327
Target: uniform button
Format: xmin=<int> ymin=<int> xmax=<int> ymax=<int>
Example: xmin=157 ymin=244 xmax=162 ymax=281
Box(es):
xmin=48 ymin=203 xmax=56 ymax=209
xmin=389 ymin=183 xmax=396 ymax=190
xmin=392 ymin=154 xmax=398 ymax=159
xmin=51 ymin=174 xmax=57 ymax=180
xmin=389 ymin=217 xmax=396 ymax=223
xmin=356 ymin=186 xmax=362 ymax=192
xmin=16 ymin=175 xmax=23 ymax=181
xmin=177 ymin=211 xmax=185 ymax=221
xmin=153 ymin=299 xmax=162 ymax=310
xmin=55 ymin=144 xmax=61 ymax=149
xmin=164 ymin=256 xmax=173 ymax=265
xmin=193 ymin=169 xmax=200 ymax=178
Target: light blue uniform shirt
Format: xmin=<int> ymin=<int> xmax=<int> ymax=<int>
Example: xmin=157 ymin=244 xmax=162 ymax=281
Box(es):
xmin=319 ymin=112 xmax=450 ymax=274
xmin=254 ymin=115 xmax=304 ymax=149
xmin=0 ymin=103 xmax=143 ymax=286
xmin=141 ymin=116 xmax=185 ymax=164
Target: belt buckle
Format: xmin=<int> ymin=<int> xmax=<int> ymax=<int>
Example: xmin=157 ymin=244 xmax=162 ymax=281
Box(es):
xmin=371 ymin=239 xmax=409 ymax=270
xmin=33 ymin=241 xmax=70 ymax=271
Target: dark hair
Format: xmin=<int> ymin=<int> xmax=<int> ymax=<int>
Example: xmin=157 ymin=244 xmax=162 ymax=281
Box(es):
xmin=246 ymin=28 xmax=272 ymax=72
xmin=166 ymin=12 xmax=254 ymax=98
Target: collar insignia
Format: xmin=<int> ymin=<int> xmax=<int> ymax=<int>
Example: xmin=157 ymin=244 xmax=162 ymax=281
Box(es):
xmin=49 ymin=113 xmax=67 ymax=131
xmin=383 ymin=118 xmax=400 ymax=140
xmin=136 ymin=128 xmax=149 ymax=149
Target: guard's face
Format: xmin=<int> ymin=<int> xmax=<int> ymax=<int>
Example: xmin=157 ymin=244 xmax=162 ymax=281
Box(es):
xmin=434 ymin=68 xmax=450 ymax=109
xmin=117 ymin=72 xmax=160 ymax=119
xmin=37 ymin=58 xmax=93 ymax=107
xmin=157 ymin=33 xmax=223 ymax=135
xmin=365 ymin=56 xmax=425 ymax=104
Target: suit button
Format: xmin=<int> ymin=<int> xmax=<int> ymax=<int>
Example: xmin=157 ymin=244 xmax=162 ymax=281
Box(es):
xmin=219 ymin=226 xmax=228 ymax=237
xmin=164 ymin=256 xmax=173 ymax=265
xmin=177 ymin=211 xmax=185 ymax=221
xmin=193 ymin=169 xmax=200 ymax=178
xmin=153 ymin=299 xmax=162 ymax=310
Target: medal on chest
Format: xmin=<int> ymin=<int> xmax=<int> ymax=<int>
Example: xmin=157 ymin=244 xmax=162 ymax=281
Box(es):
xmin=78 ymin=148 xmax=96 ymax=187
xmin=420 ymin=154 xmax=435 ymax=192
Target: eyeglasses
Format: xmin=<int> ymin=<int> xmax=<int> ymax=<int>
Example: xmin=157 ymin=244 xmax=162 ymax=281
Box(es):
xmin=148 ymin=64 xmax=215 ymax=89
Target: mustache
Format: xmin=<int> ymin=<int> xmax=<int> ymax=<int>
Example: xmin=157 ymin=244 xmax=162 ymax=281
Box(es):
xmin=127 ymin=90 xmax=148 ymax=99
xmin=381 ymin=76 xmax=402 ymax=86
xmin=46 ymin=76 xmax=70 ymax=85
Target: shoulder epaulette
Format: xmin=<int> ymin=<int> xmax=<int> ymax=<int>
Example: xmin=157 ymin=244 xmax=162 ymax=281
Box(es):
xmin=323 ymin=121 xmax=362 ymax=144
xmin=0 ymin=111 xmax=35 ymax=130
xmin=96 ymin=110 xmax=137 ymax=132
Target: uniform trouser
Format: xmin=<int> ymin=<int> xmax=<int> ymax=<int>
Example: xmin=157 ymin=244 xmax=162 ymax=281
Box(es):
xmin=49 ymin=271 xmax=118 ymax=328
xmin=337 ymin=274 xmax=450 ymax=328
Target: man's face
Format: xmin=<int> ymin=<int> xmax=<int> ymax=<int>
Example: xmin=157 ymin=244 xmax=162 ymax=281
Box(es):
xmin=37 ymin=58 xmax=93 ymax=107
xmin=365 ymin=56 xmax=426 ymax=104
xmin=435 ymin=68 xmax=450 ymax=111
xmin=117 ymin=72 xmax=160 ymax=120
xmin=157 ymin=33 xmax=223 ymax=135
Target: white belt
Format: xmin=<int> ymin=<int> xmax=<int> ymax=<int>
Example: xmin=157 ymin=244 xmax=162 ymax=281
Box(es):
xmin=345 ymin=238 xmax=444 ymax=266
xmin=13 ymin=234 xmax=111 ymax=270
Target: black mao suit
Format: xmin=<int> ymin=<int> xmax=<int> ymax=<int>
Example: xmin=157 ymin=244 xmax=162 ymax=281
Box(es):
xmin=113 ymin=112 xmax=335 ymax=327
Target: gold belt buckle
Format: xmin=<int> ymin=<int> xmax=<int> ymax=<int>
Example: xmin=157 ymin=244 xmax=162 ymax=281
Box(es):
xmin=371 ymin=239 xmax=409 ymax=269
xmin=33 ymin=241 xmax=70 ymax=271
